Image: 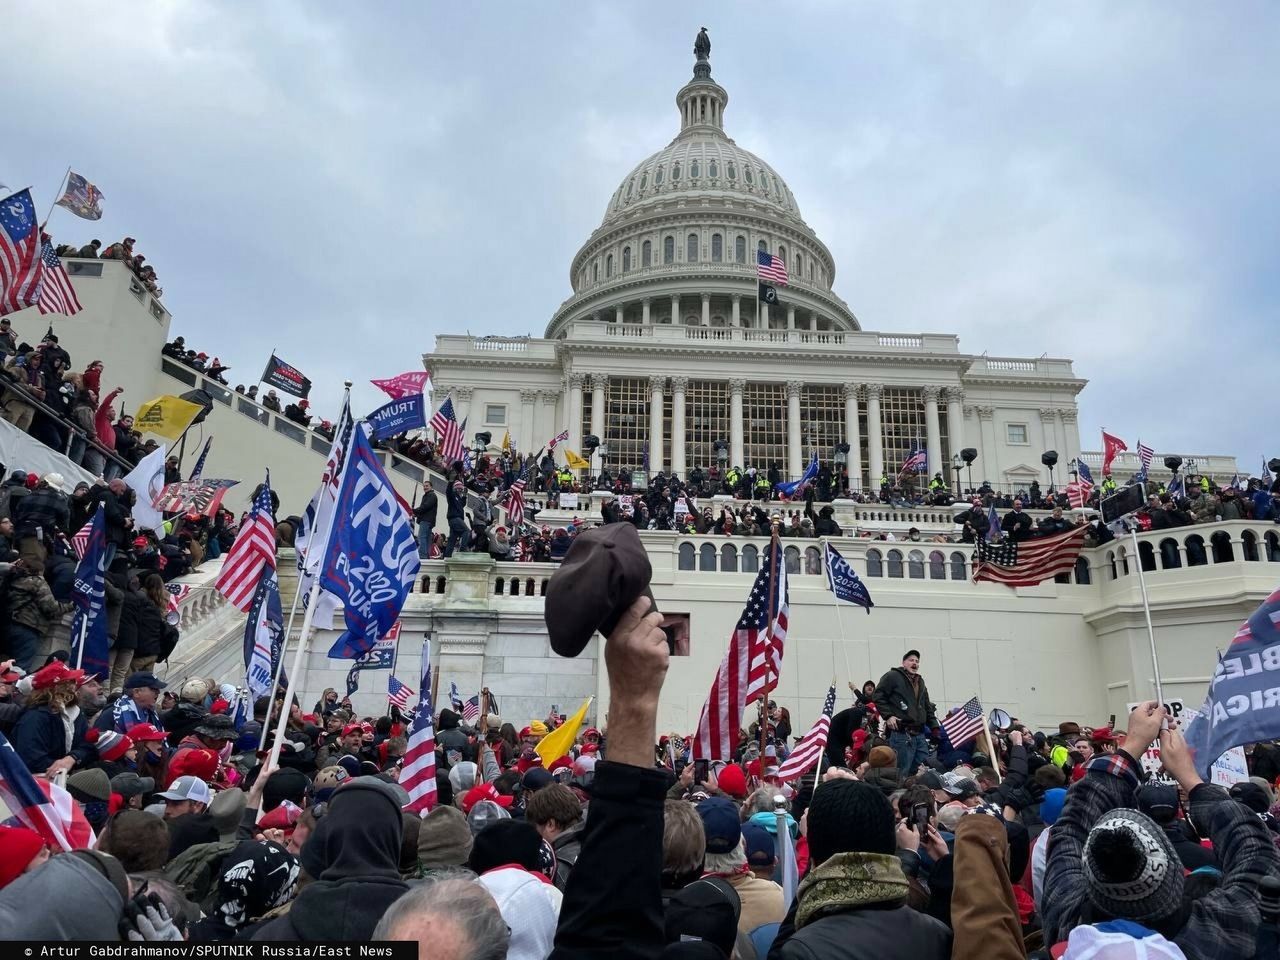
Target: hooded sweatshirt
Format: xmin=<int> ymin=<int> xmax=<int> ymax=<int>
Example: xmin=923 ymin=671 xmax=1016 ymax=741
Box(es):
xmin=0 ymin=852 xmax=124 ymax=939
xmin=250 ymin=778 xmax=408 ymax=941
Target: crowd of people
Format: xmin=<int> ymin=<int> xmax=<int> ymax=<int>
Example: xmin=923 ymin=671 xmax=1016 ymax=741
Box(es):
xmin=2 ymin=607 xmax=1279 ymax=955
xmin=55 ymin=236 xmax=163 ymax=299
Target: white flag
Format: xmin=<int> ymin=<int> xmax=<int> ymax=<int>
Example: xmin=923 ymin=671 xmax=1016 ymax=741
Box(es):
xmin=122 ymin=444 xmax=167 ymax=532
xmin=776 ymin=812 xmax=799 ymax=908
xmin=295 ymin=395 xmax=354 ymax=627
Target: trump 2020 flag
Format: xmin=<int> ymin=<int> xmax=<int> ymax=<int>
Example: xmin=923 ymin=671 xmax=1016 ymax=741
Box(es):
xmin=823 ymin=542 xmax=873 ymax=613
xmin=69 ymin=505 xmax=110 ymax=679
xmin=776 ymin=452 xmax=819 ymax=497
xmin=1183 ymin=586 xmax=1280 ymax=778
xmin=367 ymin=393 xmax=427 ymax=441
xmin=243 ymin=567 xmax=286 ymax=701
xmin=371 ymin=371 xmax=430 ymax=400
xmin=321 ymin=423 xmax=421 ymax=659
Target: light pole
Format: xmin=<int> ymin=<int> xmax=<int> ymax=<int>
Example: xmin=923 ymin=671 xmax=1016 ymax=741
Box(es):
xmin=952 ymin=453 xmax=963 ymax=496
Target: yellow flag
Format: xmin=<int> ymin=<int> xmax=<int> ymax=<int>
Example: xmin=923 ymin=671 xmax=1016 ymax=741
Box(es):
xmin=564 ymin=448 xmax=590 ymax=470
xmin=536 ymin=696 xmax=593 ymax=766
xmin=134 ymin=395 xmax=204 ymax=442
xmin=501 ymin=429 xmax=511 ymax=452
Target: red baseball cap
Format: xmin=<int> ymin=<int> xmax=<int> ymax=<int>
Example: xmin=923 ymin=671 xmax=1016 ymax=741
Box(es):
xmin=127 ymin=723 xmax=167 ymax=743
xmin=30 ymin=662 xmax=85 ymax=690
xmin=461 ymin=783 xmax=514 ymax=814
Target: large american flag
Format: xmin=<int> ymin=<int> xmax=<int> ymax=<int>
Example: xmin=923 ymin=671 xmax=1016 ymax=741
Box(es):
xmin=757 ymin=249 xmax=788 ymax=285
xmin=0 ymin=189 xmax=42 ymax=317
xmin=430 ymin=396 xmax=465 ymax=463
xmin=1136 ymin=440 xmax=1155 ymax=480
xmin=1065 ymin=481 xmax=1089 ymax=510
xmin=941 ymin=696 xmax=986 ymax=748
xmin=402 ymin=640 xmax=438 ymax=814
xmin=1075 ymin=459 xmax=1096 ymax=500
xmin=548 ymin=429 xmax=569 ymax=450
xmin=505 ymin=471 xmax=527 ymax=527
xmin=215 ymin=478 xmax=277 ymax=611
xmin=36 ymin=240 xmax=83 ymax=316
xmin=973 ymin=524 xmax=1087 ymax=587
xmin=775 ymin=683 xmax=836 ymax=782
xmin=0 ymin=732 xmax=94 ymax=851
xmin=387 ymin=675 xmax=416 ymax=711
xmin=693 ymin=538 xmax=789 ymax=760
xmin=900 ymin=447 xmax=927 ymax=475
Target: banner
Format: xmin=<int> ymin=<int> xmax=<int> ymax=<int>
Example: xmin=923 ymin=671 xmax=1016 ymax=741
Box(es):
xmin=153 ymin=478 xmax=239 ymax=516
xmin=122 ymin=445 xmax=167 ymax=532
xmin=134 ymin=395 xmax=203 ymax=442
xmin=559 ymin=492 xmax=579 ymax=510
xmin=69 ymin=506 xmax=109 ymax=679
xmin=564 ymin=449 xmax=590 ymax=470
xmin=370 ymin=371 xmax=429 ymax=400
xmin=261 ymin=353 xmax=312 ymax=399
xmin=360 ymin=621 xmax=403 ymax=669
xmin=243 ymin=568 xmax=285 ymax=700
xmin=1126 ymin=699 xmax=1185 ymax=783
xmin=673 ymin=497 xmax=689 ymax=519
xmin=367 ymin=394 xmax=427 ymax=441
xmin=55 ymin=172 xmax=104 ymax=221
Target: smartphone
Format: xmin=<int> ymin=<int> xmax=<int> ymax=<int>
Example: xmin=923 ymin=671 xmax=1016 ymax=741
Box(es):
xmin=693 ymin=759 xmax=709 ymax=785
xmin=912 ymin=802 xmax=931 ymax=834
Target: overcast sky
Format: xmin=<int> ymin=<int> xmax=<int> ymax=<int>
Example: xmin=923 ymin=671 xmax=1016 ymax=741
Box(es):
xmin=3 ymin=3 xmax=1274 ymax=469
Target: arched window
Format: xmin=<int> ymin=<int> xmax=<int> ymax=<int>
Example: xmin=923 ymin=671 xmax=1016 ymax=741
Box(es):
xmin=1074 ymin=557 xmax=1091 ymax=584
xmin=655 ymin=165 xmax=664 ymax=185
xmin=672 ymin=162 xmax=681 ymax=180
xmin=742 ymin=544 xmax=759 ymax=572
xmin=678 ymin=542 xmax=695 ymax=570
xmin=735 ymin=236 xmax=746 ymax=263
xmin=641 ymin=240 xmax=652 ymax=267
xmin=640 ymin=172 xmax=647 ymax=190
xmin=1243 ymin=530 xmax=1260 ymax=562
xmin=605 ymin=254 xmax=613 ymax=278
xmin=592 ymin=261 xmax=599 ymax=282
xmin=758 ymin=239 xmax=767 ymax=252
xmin=691 ymin=160 xmax=700 ymax=179
xmin=625 ymin=179 xmax=634 ymax=200
xmin=711 ymin=233 xmax=723 ymax=262
xmin=494 ymin=577 xmax=504 ymax=596
xmin=1139 ymin=541 xmax=1156 ymax=572
xmin=929 ymin=551 xmax=945 ymax=580
xmin=709 ymin=160 xmax=718 ymax=178
xmin=435 ymin=575 xmax=446 ymax=594
xmin=720 ymin=543 xmax=738 ymax=572
xmin=510 ymin=578 xmax=520 ymax=596
xmin=887 ymin=550 xmax=904 ymax=578
xmin=1211 ymin=531 xmax=1234 ymax=564
xmin=745 ymin=166 xmax=754 ymax=184
xmin=1185 ymin=534 xmax=1207 ymax=567
xmin=778 ymin=244 xmax=787 ymax=266
xmin=908 ymin=550 xmax=925 ymax=579
xmin=808 ymin=261 xmax=814 ymax=280
xmin=1118 ymin=545 xmax=1129 ymax=576
xmin=795 ymin=252 xmax=803 ymax=278
xmin=687 ymin=233 xmax=699 ymax=262
xmin=1159 ymin=538 xmax=1181 ymax=569
xmin=761 ymin=171 xmax=770 ymax=192
xmin=805 ymin=547 xmax=822 ymax=575
xmin=699 ymin=543 xmax=716 ymax=571
xmin=622 ymin=247 xmax=631 ymax=272
xmin=866 ymin=549 xmax=883 ymax=577
xmin=950 ymin=552 xmax=967 ymax=580
xmin=784 ymin=546 xmax=801 ymax=574
xmin=663 ymin=236 xmax=674 ymax=264
xmin=728 ymin=161 xmax=737 ymax=180
xmin=1267 ymin=532 xmax=1280 ymax=562
xmin=526 ymin=578 xmax=535 ymax=596
xmin=1106 ymin=550 xmax=1117 ymax=580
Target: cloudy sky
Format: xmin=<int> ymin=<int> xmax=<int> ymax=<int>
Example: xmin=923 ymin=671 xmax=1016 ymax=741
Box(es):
xmin=3 ymin=3 xmax=1274 ymax=468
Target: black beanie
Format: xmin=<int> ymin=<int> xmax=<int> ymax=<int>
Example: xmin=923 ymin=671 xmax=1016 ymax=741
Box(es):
xmin=806 ymin=779 xmax=895 ymax=867
xmin=469 ymin=819 xmax=543 ymax=875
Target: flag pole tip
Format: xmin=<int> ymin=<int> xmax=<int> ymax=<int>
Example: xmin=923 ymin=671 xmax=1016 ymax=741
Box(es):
xmin=343 ymin=380 xmax=353 ymax=388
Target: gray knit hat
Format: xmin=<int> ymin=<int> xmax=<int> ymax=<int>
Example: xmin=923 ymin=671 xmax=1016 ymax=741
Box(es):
xmin=1083 ymin=808 xmax=1184 ymax=923
xmin=417 ymin=804 xmax=474 ymax=870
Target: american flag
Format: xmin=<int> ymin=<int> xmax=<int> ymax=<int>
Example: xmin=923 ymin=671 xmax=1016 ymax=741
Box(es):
xmin=506 ymin=472 xmax=527 ymax=527
xmin=401 ymin=640 xmax=438 ymax=814
xmin=757 ymin=249 xmax=789 ymax=285
xmin=70 ymin=518 xmax=93 ymax=558
xmin=973 ymin=524 xmax=1087 ymax=587
xmin=549 ymin=429 xmax=569 ymax=450
xmin=1136 ymin=440 xmax=1155 ymax=480
xmin=215 ymin=476 xmax=277 ymax=611
xmin=165 ymin=582 xmax=192 ymax=615
xmin=900 ymin=447 xmax=927 ymax=475
xmin=693 ymin=538 xmax=789 ymax=760
xmin=941 ymin=696 xmax=986 ymax=749
xmin=388 ymin=675 xmax=416 ymax=711
xmin=430 ymin=396 xmax=465 ymax=463
xmin=189 ymin=437 xmax=212 ymax=481
xmin=1076 ymin=460 xmax=1096 ymax=499
xmin=36 ymin=240 xmax=83 ymax=316
xmin=449 ymin=681 xmax=464 ymax=712
xmin=775 ymin=683 xmax=836 ymax=782
xmin=0 ymin=189 xmax=42 ymax=317
xmin=1065 ymin=481 xmax=1089 ymax=510
xmin=0 ymin=732 xmax=94 ymax=851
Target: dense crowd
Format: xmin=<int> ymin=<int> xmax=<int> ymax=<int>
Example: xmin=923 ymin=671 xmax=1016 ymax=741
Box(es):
xmin=2 ymin=620 xmax=1279 ymax=955
xmin=55 ymin=236 xmax=163 ymax=299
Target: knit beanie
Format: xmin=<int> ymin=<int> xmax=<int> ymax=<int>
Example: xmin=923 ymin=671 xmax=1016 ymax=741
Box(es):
xmin=1083 ymin=809 xmax=1184 ymax=924
xmin=417 ymin=804 xmax=474 ymax=870
xmin=0 ymin=826 xmax=44 ymax=888
xmin=806 ymin=779 xmax=895 ymax=867
xmin=469 ymin=819 xmax=543 ymax=876
xmin=94 ymin=730 xmax=133 ymax=763
xmin=868 ymin=745 xmax=896 ymax=769
xmin=67 ymin=768 xmax=112 ymax=803
xmin=1040 ymin=788 xmax=1068 ymax=827
xmin=715 ymin=764 xmax=747 ymax=800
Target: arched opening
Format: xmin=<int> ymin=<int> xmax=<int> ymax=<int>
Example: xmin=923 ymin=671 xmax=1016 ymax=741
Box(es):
xmin=1159 ymin=538 xmax=1182 ymax=570
xmin=784 ymin=546 xmax=801 ymax=574
xmin=699 ymin=543 xmax=716 ymax=571
xmin=720 ymin=543 xmax=738 ymax=572
xmin=742 ymin=544 xmax=759 ymax=573
xmin=1185 ymin=534 xmax=1208 ymax=567
xmin=1117 ymin=545 xmax=1129 ymax=576
xmin=928 ymin=550 xmax=945 ymax=580
xmin=1138 ymin=541 xmax=1157 ymax=573
xmin=795 ymin=252 xmax=803 ymax=278
xmin=778 ymin=244 xmax=787 ymax=266
xmin=592 ymin=261 xmax=598 ymax=282
xmin=494 ymin=577 xmax=504 ymax=596
xmin=642 ymin=240 xmax=652 ymax=267
xmin=1268 ymin=532 xmax=1280 ymax=562
xmin=526 ymin=578 xmax=535 ymax=596
xmin=510 ymin=578 xmax=521 ymax=596
xmin=866 ymin=549 xmax=883 ymax=578
xmin=678 ymin=542 xmax=695 ymax=571
xmin=887 ymin=549 xmax=904 ymax=578
xmin=757 ymin=238 xmax=767 ymax=252
xmin=1243 ymin=530 xmax=1260 ymax=562
xmin=1074 ymin=557 xmax=1091 ymax=584
xmin=622 ymin=247 xmax=631 ymax=272
xmin=735 ymin=236 xmax=746 ymax=263
xmin=1211 ymin=531 xmax=1235 ymax=564
xmin=435 ymin=576 xmax=446 ymax=594
xmin=663 ymin=236 xmax=674 ymax=264
xmin=804 ymin=546 xmax=821 ymax=575
xmin=605 ymin=254 xmax=613 ymax=278
xmin=1106 ymin=550 xmax=1117 ymax=581
xmin=907 ymin=550 xmax=925 ymax=579
xmin=687 ymin=233 xmax=699 ymax=263
xmin=711 ymin=233 xmax=723 ymax=262
xmin=949 ymin=552 xmax=967 ymax=580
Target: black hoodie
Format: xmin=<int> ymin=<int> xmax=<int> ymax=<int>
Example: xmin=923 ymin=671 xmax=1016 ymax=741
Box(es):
xmin=250 ymin=778 xmax=407 ymax=941
xmin=436 ymin=709 xmax=472 ymax=760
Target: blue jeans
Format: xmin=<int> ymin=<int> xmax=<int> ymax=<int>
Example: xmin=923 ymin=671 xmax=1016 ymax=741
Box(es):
xmin=889 ymin=731 xmax=930 ymax=777
xmin=417 ymin=524 xmax=433 ymax=558
xmin=444 ymin=519 xmax=469 ymax=557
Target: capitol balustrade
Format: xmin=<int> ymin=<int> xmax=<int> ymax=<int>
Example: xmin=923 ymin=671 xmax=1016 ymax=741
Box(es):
xmin=562 ymin=319 xmax=962 ymax=354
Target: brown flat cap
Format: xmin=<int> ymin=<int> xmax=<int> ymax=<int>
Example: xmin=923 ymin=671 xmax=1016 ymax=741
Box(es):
xmin=1058 ymin=721 xmax=1082 ymax=737
xmin=545 ymin=523 xmax=657 ymax=657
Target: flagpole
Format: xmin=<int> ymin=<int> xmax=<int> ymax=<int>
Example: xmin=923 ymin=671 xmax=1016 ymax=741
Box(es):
xmin=40 ymin=166 xmax=71 ymax=230
xmin=266 ymin=579 xmax=322 ymax=771
xmin=758 ymin=527 xmax=781 ymax=767
xmin=1130 ymin=522 xmax=1165 ymax=706
xmin=982 ymin=722 xmax=1003 ymax=784
xmin=386 ymin=629 xmax=403 ymax=718
xmin=73 ymin=615 xmax=88 ymax=672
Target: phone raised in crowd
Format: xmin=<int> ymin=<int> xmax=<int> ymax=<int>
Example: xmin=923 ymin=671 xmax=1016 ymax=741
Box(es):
xmin=912 ymin=802 xmax=931 ymax=834
xmin=693 ymin=759 xmax=710 ymax=785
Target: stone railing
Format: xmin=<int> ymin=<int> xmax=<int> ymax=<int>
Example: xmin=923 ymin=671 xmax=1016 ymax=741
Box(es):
xmin=563 ymin=320 xmax=961 ymax=354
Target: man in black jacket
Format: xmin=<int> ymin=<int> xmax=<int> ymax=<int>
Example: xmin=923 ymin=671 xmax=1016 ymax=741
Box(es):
xmin=443 ymin=480 xmax=468 ymax=557
xmin=874 ymin=650 xmax=939 ymax=777
xmin=1001 ymin=499 xmax=1034 ymax=542
xmin=413 ymin=484 xmax=437 ymax=558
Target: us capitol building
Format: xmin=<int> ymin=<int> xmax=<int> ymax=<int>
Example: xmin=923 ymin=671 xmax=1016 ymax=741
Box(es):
xmin=426 ymin=34 xmax=1087 ymax=492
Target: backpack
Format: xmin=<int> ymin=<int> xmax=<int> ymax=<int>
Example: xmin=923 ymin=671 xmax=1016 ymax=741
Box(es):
xmin=164 ymin=838 xmax=238 ymax=911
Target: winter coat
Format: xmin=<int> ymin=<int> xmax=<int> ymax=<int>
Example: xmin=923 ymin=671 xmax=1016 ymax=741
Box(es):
xmin=12 ymin=704 xmax=91 ymax=772
xmin=951 ymin=808 xmax=1025 ymax=960
xmin=873 ymin=667 xmax=938 ymax=732
xmin=13 ymin=487 xmax=70 ymax=536
xmin=861 ymin=765 xmax=902 ymax=797
xmin=413 ymin=489 xmax=438 ymax=528
xmin=114 ymin=585 xmax=141 ymax=651
xmin=551 ymin=820 xmax=586 ymax=893
xmin=94 ymin=388 xmax=122 ymax=450
xmin=134 ymin=592 xmax=174 ymax=658
xmin=8 ymin=571 xmax=73 ymax=633
xmin=0 ymin=850 xmax=125 ymax=939
xmin=161 ymin=702 xmax=208 ymax=747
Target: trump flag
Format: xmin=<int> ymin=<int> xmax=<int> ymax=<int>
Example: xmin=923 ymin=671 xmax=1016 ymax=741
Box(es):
xmin=69 ymin=506 xmax=110 ymax=679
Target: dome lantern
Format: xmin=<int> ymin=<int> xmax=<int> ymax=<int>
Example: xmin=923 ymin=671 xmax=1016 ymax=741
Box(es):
xmin=677 ymin=27 xmax=728 ymax=135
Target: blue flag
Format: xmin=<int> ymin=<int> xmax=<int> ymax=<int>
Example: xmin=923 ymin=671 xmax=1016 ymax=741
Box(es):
xmin=776 ymin=452 xmax=819 ymax=497
xmin=1183 ymin=587 xmax=1280 ymax=778
xmin=242 ymin=567 xmax=285 ymax=701
xmin=188 ymin=437 xmax=212 ymax=480
xmin=322 ymin=424 xmax=421 ymax=659
xmin=367 ymin=393 xmax=426 ymax=441
xmin=1077 ymin=460 xmax=1095 ymax=487
xmin=69 ymin=506 xmax=109 ymax=679
xmin=986 ymin=503 xmax=1002 ymax=542
xmin=1167 ymin=474 xmax=1184 ymax=499
xmin=823 ymin=542 xmax=873 ymax=613
xmin=346 ymin=659 xmax=362 ymax=696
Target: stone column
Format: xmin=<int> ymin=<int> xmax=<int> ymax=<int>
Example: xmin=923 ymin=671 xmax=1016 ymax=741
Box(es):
xmin=590 ymin=375 xmax=606 ymax=441
xmin=670 ymin=376 xmax=688 ymax=479
xmin=671 ymin=294 xmax=680 ymax=326
xmin=453 ymin=386 xmax=474 ymax=427
xmin=976 ymin=406 xmax=999 ymax=486
xmin=642 ymin=298 xmax=651 ymax=325
xmin=731 ymin=295 xmax=741 ymax=328
xmin=787 ymin=305 xmax=796 ymax=330
xmin=729 ymin=378 xmax=745 ymax=469
xmin=923 ymin=386 xmax=943 ymax=480
xmin=1039 ymin=407 xmax=1058 ymax=478
xmin=1059 ymin=409 xmax=1080 ymax=467
xmin=761 ymin=301 xmax=770 ymax=329
xmin=648 ymin=375 xmax=665 ymax=475
xmin=615 ymin=304 xmax=624 ymax=325
xmin=866 ymin=384 xmax=884 ymax=486
xmin=537 ymin=389 xmax=559 ymax=442
xmin=843 ymin=383 xmax=862 ymax=492
xmin=945 ymin=388 xmax=965 ymax=461
xmin=567 ymin=373 xmax=585 ymax=452
xmin=701 ymin=294 xmax=710 ymax=327
xmin=519 ymin=389 xmax=537 ymax=452
xmin=787 ymin=381 xmax=803 ymax=478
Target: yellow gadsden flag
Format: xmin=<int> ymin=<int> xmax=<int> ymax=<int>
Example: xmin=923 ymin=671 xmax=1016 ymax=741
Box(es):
xmin=535 ymin=696 xmax=593 ymax=766
xmin=563 ymin=448 xmax=590 ymax=470
xmin=134 ymin=395 xmax=204 ymax=441
xmin=501 ymin=429 xmax=511 ymax=452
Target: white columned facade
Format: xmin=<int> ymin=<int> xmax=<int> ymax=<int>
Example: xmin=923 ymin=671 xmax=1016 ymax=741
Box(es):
xmin=731 ymin=295 xmax=740 ymax=327
xmin=923 ymin=386 xmax=943 ymax=480
xmin=866 ymin=384 xmax=884 ymax=485
xmin=590 ymin=375 xmax=606 ymax=441
xmin=786 ymin=381 xmax=803 ymax=477
xmin=642 ymin=298 xmax=651 ymax=325
xmin=1039 ymin=407 xmax=1058 ymax=459
xmin=976 ymin=406 xmax=1000 ymax=485
xmin=729 ymin=378 xmax=745 ymax=468
xmin=453 ymin=386 xmax=474 ymax=428
xmin=648 ymin=375 xmax=665 ymax=475
xmin=670 ymin=376 xmax=688 ymax=479
xmin=519 ymin=389 xmax=537 ymax=451
xmin=1060 ymin=410 xmax=1079 ymax=468
xmin=671 ymin=294 xmax=680 ymax=325
xmin=615 ymin=305 xmax=624 ymax=324
xmin=701 ymin=294 xmax=710 ymax=327
xmin=538 ymin=389 xmax=559 ymax=443
xmin=945 ymin=388 xmax=965 ymax=460
xmin=787 ymin=305 xmax=796 ymax=330
xmin=567 ymin=375 xmax=586 ymax=452
xmin=760 ymin=301 xmax=769 ymax=329
xmin=843 ymin=383 xmax=862 ymax=491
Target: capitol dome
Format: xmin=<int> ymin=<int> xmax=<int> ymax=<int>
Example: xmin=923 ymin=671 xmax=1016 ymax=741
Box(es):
xmin=547 ymin=32 xmax=859 ymax=337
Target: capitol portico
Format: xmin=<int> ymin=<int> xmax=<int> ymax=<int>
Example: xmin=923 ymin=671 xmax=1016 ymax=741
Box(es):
xmin=427 ymin=37 xmax=1086 ymax=492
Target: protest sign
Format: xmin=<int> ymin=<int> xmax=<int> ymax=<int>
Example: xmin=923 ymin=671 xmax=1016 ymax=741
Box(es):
xmin=560 ymin=492 xmax=579 ymax=509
